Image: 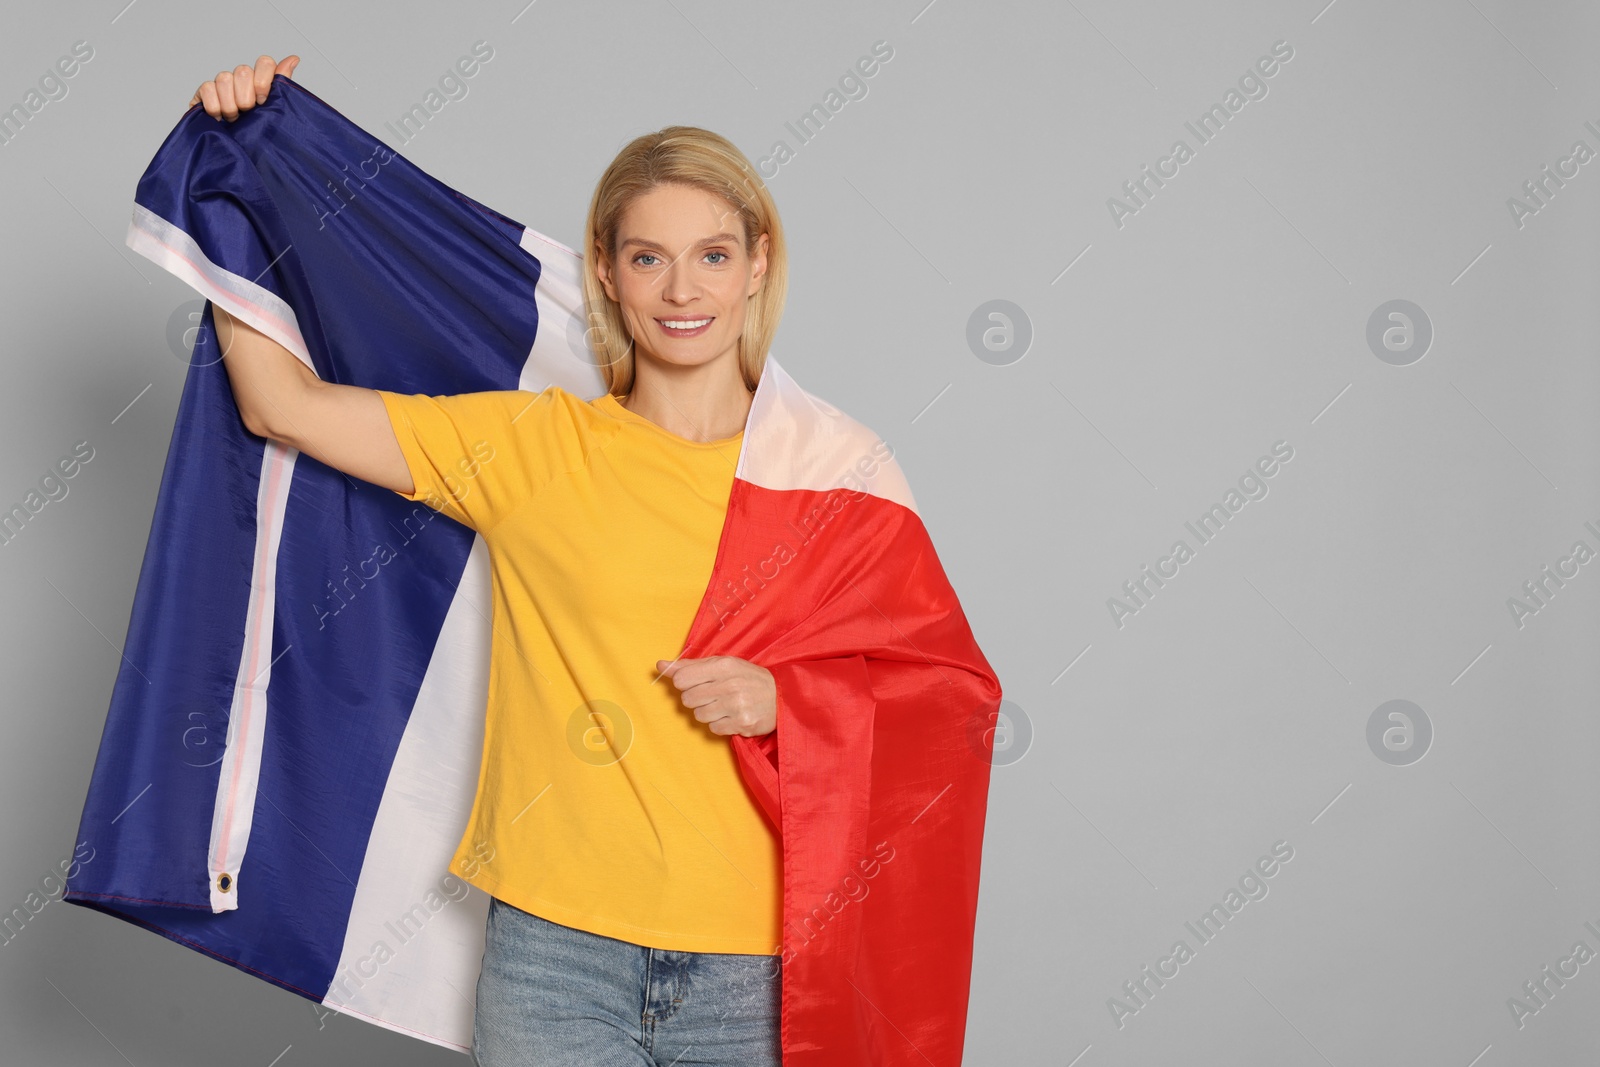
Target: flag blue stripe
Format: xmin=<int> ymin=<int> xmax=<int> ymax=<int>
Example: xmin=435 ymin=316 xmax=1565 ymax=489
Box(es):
xmin=66 ymin=76 xmax=545 ymax=1000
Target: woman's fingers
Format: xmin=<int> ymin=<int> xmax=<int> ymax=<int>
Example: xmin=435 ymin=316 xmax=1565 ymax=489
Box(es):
xmin=213 ymin=69 xmax=239 ymax=120
xmin=230 ymin=65 xmax=256 ymax=115
xmin=253 ymin=55 xmax=277 ymax=103
xmin=188 ymin=55 xmax=301 ymax=120
xmin=195 ymin=80 xmax=219 ymax=117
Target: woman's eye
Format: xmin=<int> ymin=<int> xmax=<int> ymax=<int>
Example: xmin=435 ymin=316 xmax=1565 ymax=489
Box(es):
xmin=632 ymin=250 xmax=728 ymax=266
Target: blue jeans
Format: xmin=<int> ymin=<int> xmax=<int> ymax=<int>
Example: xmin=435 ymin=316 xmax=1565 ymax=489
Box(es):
xmin=471 ymin=896 xmax=782 ymax=1066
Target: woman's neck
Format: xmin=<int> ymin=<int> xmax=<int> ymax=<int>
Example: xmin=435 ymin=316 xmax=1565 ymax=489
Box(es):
xmin=619 ymin=363 xmax=753 ymax=443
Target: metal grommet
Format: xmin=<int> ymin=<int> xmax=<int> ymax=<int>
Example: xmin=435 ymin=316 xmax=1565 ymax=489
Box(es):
xmin=217 ymin=872 xmax=233 ymax=893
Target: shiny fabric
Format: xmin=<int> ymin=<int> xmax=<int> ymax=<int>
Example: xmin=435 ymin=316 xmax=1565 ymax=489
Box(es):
xmin=690 ymin=481 xmax=1002 ymax=1066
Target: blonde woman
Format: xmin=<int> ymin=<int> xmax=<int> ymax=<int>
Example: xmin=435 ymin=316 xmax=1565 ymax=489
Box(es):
xmin=191 ymin=55 xmax=787 ymax=1066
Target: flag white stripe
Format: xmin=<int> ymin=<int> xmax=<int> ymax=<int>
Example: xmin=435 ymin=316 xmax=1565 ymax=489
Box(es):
xmin=207 ymin=439 xmax=299 ymax=911
xmin=124 ymin=204 xmax=313 ymax=913
xmin=126 ymin=205 xmax=314 ymax=369
xmin=323 ymin=224 xmax=600 ymax=1048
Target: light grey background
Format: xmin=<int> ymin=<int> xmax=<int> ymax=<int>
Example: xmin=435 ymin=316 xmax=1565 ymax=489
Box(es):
xmin=3 ymin=0 xmax=1598 ymax=1063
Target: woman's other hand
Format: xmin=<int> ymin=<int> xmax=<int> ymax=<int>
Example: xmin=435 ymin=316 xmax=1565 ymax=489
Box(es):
xmin=656 ymin=656 xmax=777 ymax=738
xmin=188 ymin=55 xmax=300 ymax=120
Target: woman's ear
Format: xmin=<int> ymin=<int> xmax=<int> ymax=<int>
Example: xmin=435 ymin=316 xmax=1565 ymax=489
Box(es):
xmin=747 ymin=231 xmax=770 ymax=296
xmin=594 ymin=240 xmax=619 ymax=302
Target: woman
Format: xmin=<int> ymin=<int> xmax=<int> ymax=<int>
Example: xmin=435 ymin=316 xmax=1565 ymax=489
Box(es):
xmin=191 ymin=55 xmax=788 ymax=1066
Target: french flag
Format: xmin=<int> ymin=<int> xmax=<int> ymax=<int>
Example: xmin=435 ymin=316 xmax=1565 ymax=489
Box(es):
xmin=65 ymin=75 xmax=1002 ymax=1065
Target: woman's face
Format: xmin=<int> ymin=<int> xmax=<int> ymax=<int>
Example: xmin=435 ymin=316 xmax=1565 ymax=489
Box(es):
xmin=596 ymin=182 xmax=769 ymax=381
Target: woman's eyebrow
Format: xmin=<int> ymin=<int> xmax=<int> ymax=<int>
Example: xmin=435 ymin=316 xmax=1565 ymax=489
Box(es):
xmin=619 ymin=232 xmax=741 ymax=251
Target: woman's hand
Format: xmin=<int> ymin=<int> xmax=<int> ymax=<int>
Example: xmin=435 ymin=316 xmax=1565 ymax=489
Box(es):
xmin=188 ymin=55 xmax=300 ymax=120
xmin=656 ymin=656 xmax=777 ymax=738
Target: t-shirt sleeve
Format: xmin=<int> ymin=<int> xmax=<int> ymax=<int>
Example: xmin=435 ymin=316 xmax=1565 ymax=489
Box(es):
xmin=374 ymin=387 xmax=586 ymax=533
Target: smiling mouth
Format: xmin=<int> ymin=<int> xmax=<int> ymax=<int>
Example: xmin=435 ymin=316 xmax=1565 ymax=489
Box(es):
xmin=656 ymin=316 xmax=714 ymax=337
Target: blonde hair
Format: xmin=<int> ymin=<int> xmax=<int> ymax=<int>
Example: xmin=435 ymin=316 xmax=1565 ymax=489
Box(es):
xmin=580 ymin=125 xmax=787 ymax=395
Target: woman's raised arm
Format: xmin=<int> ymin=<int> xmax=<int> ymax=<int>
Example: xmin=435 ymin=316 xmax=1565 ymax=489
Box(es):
xmin=212 ymin=305 xmax=413 ymax=495
xmin=185 ymin=57 xmax=410 ymax=493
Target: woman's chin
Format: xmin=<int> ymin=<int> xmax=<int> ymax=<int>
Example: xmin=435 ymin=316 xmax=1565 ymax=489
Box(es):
xmin=633 ymin=343 xmax=738 ymax=372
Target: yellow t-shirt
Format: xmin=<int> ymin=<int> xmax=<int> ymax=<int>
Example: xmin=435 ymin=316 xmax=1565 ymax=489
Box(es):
xmin=374 ymin=385 xmax=781 ymax=954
